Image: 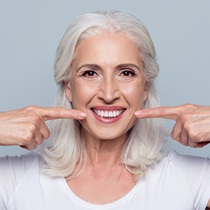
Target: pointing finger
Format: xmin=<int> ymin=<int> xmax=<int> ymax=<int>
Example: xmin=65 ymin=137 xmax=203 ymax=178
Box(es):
xmin=26 ymin=106 xmax=86 ymax=121
xmin=134 ymin=105 xmax=194 ymax=121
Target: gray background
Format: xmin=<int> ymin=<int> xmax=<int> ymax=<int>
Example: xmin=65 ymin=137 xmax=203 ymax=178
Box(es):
xmin=0 ymin=0 xmax=210 ymax=157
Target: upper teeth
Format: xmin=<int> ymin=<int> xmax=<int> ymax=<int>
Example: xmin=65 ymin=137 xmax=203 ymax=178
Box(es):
xmin=93 ymin=109 xmax=124 ymax=118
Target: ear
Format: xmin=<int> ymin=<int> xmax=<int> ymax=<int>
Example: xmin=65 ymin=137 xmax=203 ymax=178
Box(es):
xmin=143 ymin=81 xmax=149 ymax=102
xmin=64 ymin=82 xmax=72 ymax=102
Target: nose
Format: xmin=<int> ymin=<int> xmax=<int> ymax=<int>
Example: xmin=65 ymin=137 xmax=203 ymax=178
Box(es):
xmin=97 ymin=76 xmax=120 ymax=103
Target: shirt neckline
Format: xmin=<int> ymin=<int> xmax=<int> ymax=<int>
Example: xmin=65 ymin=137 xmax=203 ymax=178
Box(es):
xmin=60 ymin=177 xmax=142 ymax=209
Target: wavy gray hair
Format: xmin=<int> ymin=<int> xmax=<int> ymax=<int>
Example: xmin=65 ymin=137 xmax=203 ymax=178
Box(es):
xmin=42 ymin=11 xmax=166 ymax=180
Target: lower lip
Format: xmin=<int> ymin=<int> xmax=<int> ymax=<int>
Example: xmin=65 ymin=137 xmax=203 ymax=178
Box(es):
xmin=91 ymin=110 xmax=124 ymax=124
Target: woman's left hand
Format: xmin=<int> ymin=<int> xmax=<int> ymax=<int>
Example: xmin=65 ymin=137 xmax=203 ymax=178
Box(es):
xmin=135 ymin=104 xmax=210 ymax=148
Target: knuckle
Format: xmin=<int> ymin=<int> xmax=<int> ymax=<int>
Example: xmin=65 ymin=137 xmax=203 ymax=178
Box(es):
xmin=175 ymin=136 xmax=188 ymax=146
xmin=24 ymin=106 xmax=40 ymax=120
xmin=187 ymin=128 xmax=202 ymax=144
xmin=44 ymin=130 xmax=50 ymax=139
xmin=35 ymin=135 xmax=44 ymax=145
xmin=181 ymin=141 xmax=188 ymax=146
xmin=23 ymin=110 xmax=42 ymax=126
xmin=29 ymin=114 xmax=40 ymax=124
xmin=27 ymin=143 xmax=37 ymax=150
xmin=23 ymin=106 xmax=37 ymax=116
xmin=188 ymin=141 xmax=198 ymax=148
xmin=25 ymin=106 xmax=37 ymax=112
xmin=54 ymin=107 xmax=62 ymax=116
xmin=183 ymin=121 xmax=192 ymax=131
xmin=171 ymin=132 xmax=178 ymax=140
xmin=180 ymin=104 xmax=198 ymax=118
xmin=28 ymin=123 xmax=37 ymax=133
xmin=183 ymin=123 xmax=197 ymax=140
xmin=189 ymin=132 xmax=203 ymax=143
xmin=179 ymin=113 xmax=190 ymax=123
xmin=23 ymin=132 xmax=34 ymax=143
xmin=183 ymin=104 xmax=197 ymax=110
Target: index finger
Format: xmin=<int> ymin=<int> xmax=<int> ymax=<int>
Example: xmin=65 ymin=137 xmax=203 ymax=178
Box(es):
xmin=28 ymin=106 xmax=86 ymax=121
xmin=134 ymin=106 xmax=183 ymax=120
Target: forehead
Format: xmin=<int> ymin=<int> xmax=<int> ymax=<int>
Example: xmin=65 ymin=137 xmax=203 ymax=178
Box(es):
xmin=72 ymin=32 xmax=143 ymax=68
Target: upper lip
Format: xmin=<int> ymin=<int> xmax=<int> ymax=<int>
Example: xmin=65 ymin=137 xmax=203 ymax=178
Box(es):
xmin=91 ymin=106 xmax=126 ymax=111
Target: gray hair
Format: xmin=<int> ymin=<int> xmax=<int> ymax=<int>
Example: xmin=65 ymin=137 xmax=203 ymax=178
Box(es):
xmin=42 ymin=11 xmax=166 ymax=180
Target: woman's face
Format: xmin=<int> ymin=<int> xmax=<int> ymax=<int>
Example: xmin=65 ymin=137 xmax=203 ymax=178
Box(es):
xmin=65 ymin=32 xmax=148 ymax=141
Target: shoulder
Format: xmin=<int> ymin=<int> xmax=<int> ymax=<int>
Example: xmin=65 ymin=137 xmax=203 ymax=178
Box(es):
xmin=157 ymin=151 xmax=210 ymax=175
xmin=161 ymin=150 xmax=210 ymax=169
xmin=150 ymin=151 xmax=210 ymax=188
xmin=0 ymin=152 xmax=42 ymax=185
xmin=157 ymin=151 xmax=210 ymax=196
xmin=0 ymin=151 xmax=41 ymax=170
xmin=0 ymin=152 xmax=43 ymax=205
xmin=146 ymin=151 xmax=210 ymax=208
xmin=0 ymin=151 xmax=41 ymax=162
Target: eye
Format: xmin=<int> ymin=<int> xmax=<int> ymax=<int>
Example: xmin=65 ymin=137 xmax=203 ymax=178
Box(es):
xmin=81 ymin=70 xmax=98 ymax=77
xmin=120 ymin=69 xmax=136 ymax=77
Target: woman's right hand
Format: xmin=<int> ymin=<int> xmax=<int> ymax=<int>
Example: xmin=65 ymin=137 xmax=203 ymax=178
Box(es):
xmin=0 ymin=106 xmax=86 ymax=150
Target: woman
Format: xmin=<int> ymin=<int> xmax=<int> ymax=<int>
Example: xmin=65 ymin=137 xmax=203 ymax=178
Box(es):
xmin=0 ymin=11 xmax=210 ymax=209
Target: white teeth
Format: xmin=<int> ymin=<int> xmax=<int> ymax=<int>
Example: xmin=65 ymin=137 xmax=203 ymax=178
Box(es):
xmin=109 ymin=112 xmax=113 ymax=117
xmin=104 ymin=111 xmax=109 ymax=117
xmin=93 ymin=109 xmax=124 ymax=118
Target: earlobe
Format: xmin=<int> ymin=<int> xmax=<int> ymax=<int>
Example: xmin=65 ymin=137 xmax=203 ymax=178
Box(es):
xmin=65 ymin=82 xmax=72 ymax=102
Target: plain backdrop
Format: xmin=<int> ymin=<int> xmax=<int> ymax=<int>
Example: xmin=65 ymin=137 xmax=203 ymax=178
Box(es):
xmin=0 ymin=0 xmax=210 ymax=157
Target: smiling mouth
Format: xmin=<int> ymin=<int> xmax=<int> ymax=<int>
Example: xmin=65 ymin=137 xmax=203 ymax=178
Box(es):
xmin=91 ymin=109 xmax=125 ymax=118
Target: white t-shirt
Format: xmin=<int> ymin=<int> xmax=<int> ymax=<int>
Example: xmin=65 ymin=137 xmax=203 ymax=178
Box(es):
xmin=0 ymin=151 xmax=210 ymax=210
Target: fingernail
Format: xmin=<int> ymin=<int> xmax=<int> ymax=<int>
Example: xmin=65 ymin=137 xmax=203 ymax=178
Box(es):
xmin=134 ymin=111 xmax=142 ymax=117
xmin=78 ymin=112 xmax=86 ymax=118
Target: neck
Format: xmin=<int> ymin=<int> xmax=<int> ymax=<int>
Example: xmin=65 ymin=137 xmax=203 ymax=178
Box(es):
xmin=82 ymin=132 xmax=127 ymax=167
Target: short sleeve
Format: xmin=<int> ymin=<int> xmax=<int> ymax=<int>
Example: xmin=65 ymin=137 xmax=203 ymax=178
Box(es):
xmin=171 ymin=152 xmax=210 ymax=209
xmin=0 ymin=152 xmax=40 ymax=208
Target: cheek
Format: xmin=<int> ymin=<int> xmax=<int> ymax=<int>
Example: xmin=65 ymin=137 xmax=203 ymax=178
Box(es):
xmin=122 ymin=82 xmax=147 ymax=105
xmin=71 ymin=82 xmax=97 ymax=108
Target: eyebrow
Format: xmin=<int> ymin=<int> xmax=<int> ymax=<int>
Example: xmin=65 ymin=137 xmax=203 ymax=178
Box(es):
xmin=116 ymin=63 xmax=142 ymax=72
xmin=76 ymin=63 xmax=142 ymax=72
xmin=76 ymin=64 xmax=101 ymax=72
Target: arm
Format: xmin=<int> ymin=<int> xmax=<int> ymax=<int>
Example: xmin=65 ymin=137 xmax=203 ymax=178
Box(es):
xmin=0 ymin=106 xmax=86 ymax=150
